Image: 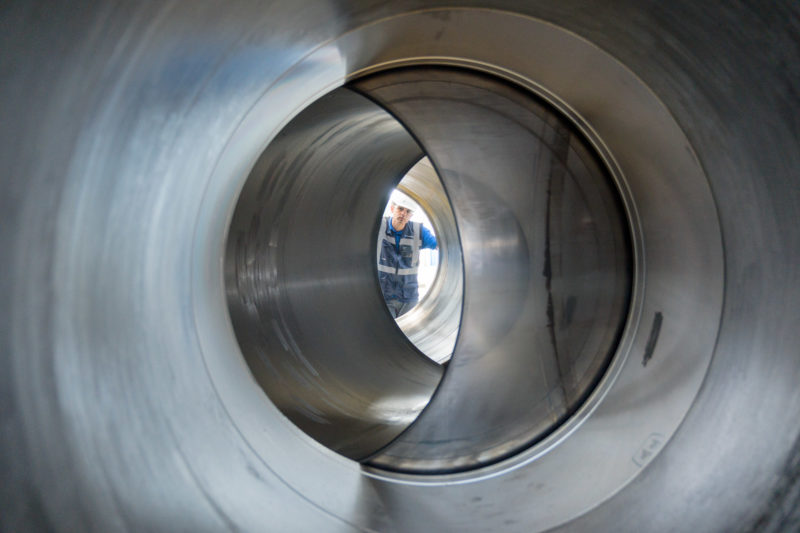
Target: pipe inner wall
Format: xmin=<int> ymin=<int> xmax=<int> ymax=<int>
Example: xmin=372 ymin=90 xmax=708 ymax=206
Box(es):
xmin=2 ymin=3 xmax=798 ymax=533
xmin=225 ymin=87 xmax=444 ymax=460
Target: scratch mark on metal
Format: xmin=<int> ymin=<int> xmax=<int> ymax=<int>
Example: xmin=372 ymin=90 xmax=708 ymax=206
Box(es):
xmin=642 ymin=311 xmax=663 ymax=367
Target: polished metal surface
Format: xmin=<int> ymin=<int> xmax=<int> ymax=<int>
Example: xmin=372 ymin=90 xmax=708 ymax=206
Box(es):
xmin=2 ymin=2 xmax=799 ymax=533
xmin=355 ymin=67 xmax=632 ymax=472
xmin=226 ymin=87 xmax=443 ymax=459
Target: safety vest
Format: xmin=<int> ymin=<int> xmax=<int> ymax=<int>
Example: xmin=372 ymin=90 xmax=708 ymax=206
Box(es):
xmin=377 ymin=217 xmax=421 ymax=303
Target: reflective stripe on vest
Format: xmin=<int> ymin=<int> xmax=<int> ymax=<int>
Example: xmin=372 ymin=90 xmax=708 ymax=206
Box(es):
xmin=377 ymin=217 xmax=421 ymax=275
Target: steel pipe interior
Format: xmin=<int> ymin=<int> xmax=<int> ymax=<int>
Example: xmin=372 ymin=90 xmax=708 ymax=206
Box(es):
xmin=353 ymin=67 xmax=632 ymax=472
xmin=226 ymin=66 xmax=630 ymax=471
xmin=391 ymin=157 xmax=462 ymax=366
xmin=225 ymin=87 xmax=448 ymax=460
xmin=2 ymin=2 xmax=799 ymax=532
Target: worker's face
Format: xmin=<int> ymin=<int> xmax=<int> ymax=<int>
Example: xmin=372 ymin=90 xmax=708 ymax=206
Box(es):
xmin=391 ymin=204 xmax=413 ymax=228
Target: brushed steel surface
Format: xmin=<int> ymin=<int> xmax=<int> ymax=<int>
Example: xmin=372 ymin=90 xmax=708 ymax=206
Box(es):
xmin=2 ymin=2 xmax=798 ymax=532
xmin=355 ymin=67 xmax=632 ymax=472
xmin=225 ymin=87 xmax=443 ymax=460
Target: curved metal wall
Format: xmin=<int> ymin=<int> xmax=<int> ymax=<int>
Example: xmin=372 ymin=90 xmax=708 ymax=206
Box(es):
xmin=2 ymin=2 xmax=799 ymax=532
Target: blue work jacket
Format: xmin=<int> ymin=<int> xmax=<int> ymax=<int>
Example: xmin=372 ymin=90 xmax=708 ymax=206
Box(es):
xmin=377 ymin=218 xmax=437 ymax=303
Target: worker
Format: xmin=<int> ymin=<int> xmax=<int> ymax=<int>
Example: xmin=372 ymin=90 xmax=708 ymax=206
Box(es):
xmin=378 ymin=190 xmax=438 ymax=318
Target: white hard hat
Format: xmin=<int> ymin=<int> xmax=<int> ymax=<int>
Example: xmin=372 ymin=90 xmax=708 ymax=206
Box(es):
xmin=390 ymin=190 xmax=416 ymax=211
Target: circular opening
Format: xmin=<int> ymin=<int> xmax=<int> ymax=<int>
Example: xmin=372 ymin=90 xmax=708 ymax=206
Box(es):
xmin=224 ymin=66 xmax=632 ymax=473
xmin=193 ymin=8 xmax=725 ymax=529
xmin=379 ymin=156 xmax=462 ymax=365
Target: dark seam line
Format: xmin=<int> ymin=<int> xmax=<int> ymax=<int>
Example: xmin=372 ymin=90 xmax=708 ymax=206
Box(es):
xmin=642 ymin=311 xmax=663 ymax=367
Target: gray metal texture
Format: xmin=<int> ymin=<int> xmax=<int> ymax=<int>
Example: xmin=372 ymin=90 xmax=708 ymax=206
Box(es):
xmin=355 ymin=67 xmax=631 ymax=472
xmin=225 ymin=87 xmax=443 ymax=460
xmin=1 ymin=2 xmax=799 ymax=533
